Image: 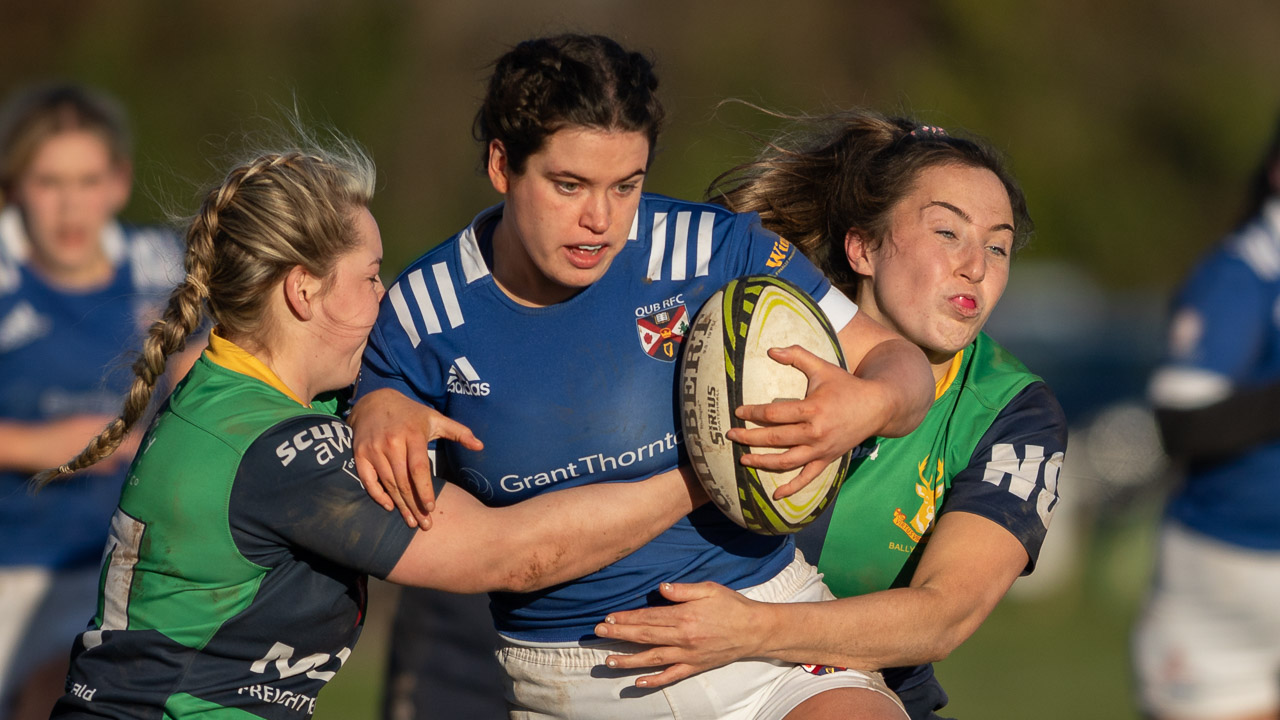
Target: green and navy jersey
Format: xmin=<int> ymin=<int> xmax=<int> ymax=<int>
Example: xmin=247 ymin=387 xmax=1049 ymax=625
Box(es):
xmin=1149 ymin=198 xmax=1280 ymax=549
xmin=0 ymin=206 xmax=182 ymax=569
xmin=357 ymin=193 xmax=859 ymax=641
xmin=796 ymin=332 xmax=1067 ymax=694
xmin=53 ymin=334 xmax=416 ymax=719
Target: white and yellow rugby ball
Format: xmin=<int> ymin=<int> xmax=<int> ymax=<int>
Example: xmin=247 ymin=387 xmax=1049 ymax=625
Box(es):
xmin=679 ymin=276 xmax=852 ymax=535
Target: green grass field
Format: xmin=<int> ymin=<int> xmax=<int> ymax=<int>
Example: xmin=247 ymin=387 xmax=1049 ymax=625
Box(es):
xmin=316 ymin=507 xmax=1159 ymax=720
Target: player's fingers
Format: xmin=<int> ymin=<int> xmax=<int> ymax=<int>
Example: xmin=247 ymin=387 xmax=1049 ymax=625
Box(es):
xmin=368 ymin=448 xmax=418 ymax=528
xmin=738 ymin=445 xmax=820 ymax=472
xmin=594 ymin=621 xmax=680 ymax=646
xmin=600 ymin=604 xmax=681 ymax=630
xmin=771 ymin=460 xmax=824 ymax=499
xmin=732 ymin=398 xmax=812 ymax=431
xmin=601 ymin=645 xmax=684 ymax=671
xmin=766 ymin=344 xmax=828 ymax=376
xmin=656 ymin=581 xmax=716 ymax=603
xmin=634 ymin=665 xmax=698 ymax=689
xmin=432 ymin=415 xmax=485 ymax=452
xmin=728 ymin=423 xmax=813 ymax=451
xmin=383 ymin=440 xmax=423 ymax=522
xmin=354 ymin=455 xmax=394 ymax=512
xmin=405 ymin=440 xmax=437 ymax=514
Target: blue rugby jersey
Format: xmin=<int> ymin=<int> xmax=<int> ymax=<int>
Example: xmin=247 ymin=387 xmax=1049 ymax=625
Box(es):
xmin=1149 ymin=198 xmax=1280 ymax=549
xmin=0 ymin=207 xmax=182 ymax=569
xmin=357 ymin=193 xmax=859 ymax=640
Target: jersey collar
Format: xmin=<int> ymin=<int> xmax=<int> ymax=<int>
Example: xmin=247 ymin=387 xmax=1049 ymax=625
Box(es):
xmin=935 ymin=348 xmax=964 ymax=400
xmin=204 ymin=330 xmax=310 ymax=407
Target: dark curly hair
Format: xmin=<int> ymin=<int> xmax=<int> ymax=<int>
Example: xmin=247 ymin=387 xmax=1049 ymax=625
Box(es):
xmin=473 ymin=34 xmax=665 ymax=174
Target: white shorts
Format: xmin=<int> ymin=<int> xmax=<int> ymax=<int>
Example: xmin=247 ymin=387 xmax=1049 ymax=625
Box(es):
xmin=0 ymin=565 xmax=100 ymax=708
xmin=497 ymin=552 xmax=906 ymax=720
xmin=1133 ymin=522 xmax=1280 ymax=718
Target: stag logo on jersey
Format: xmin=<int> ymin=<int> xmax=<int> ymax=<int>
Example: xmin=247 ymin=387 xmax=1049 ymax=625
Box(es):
xmin=892 ymin=455 xmax=945 ymax=545
xmin=636 ymin=297 xmax=689 ymax=362
xmin=446 ymin=356 xmax=490 ymax=397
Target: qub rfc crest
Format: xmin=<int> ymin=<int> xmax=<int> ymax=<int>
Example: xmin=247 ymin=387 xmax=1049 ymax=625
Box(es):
xmin=636 ymin=304 xmax=689 ymax=362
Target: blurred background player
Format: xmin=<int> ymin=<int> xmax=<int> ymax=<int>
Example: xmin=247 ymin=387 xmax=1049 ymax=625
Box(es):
xmin=0 ymin=84 xmax=184 ymax=720
xmin=595 ymin=108 xmax=1067 ymax=720
xmin=1134 ymin=112 xmax=1280 ymax=720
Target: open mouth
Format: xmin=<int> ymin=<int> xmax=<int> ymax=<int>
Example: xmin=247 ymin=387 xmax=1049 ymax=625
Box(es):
xmin=566 ymin=244 xmax=607 ymax=267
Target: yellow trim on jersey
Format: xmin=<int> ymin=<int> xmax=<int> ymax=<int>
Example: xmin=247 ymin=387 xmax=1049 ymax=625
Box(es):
xmin=203 ymin=331 xmax=309 ymax=407
xmin=935 ymin=349 xmax=964 ymax=400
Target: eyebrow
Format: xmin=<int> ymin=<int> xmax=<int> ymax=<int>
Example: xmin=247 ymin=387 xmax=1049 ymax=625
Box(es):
xmin=926 ymin=200 xmax=1015 ymax=234
xmin=552 ymin=167 xmax=647 ymax=184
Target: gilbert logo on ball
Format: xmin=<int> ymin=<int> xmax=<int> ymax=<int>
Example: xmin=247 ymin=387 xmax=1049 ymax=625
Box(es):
xmin=680 ymin=276 xmax=853 ymax=534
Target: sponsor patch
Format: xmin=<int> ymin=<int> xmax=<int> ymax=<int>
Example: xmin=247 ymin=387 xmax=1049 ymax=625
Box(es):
xmin=764 ymin=237 xmax=793 ymax=270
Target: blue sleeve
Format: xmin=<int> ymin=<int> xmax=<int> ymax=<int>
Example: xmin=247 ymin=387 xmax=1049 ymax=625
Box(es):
xmin=355 ymin=278 xmax=447 ymax=410
xmin=728 ymin=212 xmax=832 ymax=298
xmin=1165 ymin=251 xmax=1269 ymax=380
xmin=230 ymin=415 xmax=417 ymax=579
xmin=942 ymin=382 xmax=1068 ymax=573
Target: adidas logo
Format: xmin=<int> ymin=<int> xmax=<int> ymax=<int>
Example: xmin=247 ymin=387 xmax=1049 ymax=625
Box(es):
xmin=0 ymin=301 xmax=50 ymax=352
xmin=446 ymin=356 xmax=490 ymax=397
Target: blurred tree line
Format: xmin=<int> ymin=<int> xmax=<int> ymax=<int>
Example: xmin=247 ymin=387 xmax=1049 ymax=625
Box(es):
xmin=3 ymin=0 xmax=1278 ymax=291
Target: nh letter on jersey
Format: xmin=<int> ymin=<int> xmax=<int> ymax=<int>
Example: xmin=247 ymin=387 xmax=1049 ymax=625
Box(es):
xmin=982 ymin=443 xmax=1062 ymax=528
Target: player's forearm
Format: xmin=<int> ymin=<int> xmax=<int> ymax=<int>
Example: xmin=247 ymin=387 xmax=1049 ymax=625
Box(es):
xmin=1156 ymin=378 xmax=1280 ymax=461
xmin=485 ymin=467 xmax=703 ymax=592
xmin=753 ymin=587 xmax=982 ymax=671
xmin=0 ymin=418 xmax=108 ymax=473
xmin=850 ymin=337 xmax=933 ymax=438
xmin=761 ymin=513 xmax=1026 ymax=670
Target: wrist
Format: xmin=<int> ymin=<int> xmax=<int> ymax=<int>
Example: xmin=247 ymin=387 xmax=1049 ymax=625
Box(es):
xmin=753 ymin=598 xmax=786 ymax=659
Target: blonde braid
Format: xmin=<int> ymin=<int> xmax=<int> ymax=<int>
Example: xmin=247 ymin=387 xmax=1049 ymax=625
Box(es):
xmin=29 ymin=191 xmax=220 ymax=489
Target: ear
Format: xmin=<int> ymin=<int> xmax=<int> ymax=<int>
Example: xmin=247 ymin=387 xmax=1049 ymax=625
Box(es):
xmin=283 ymin=265 xmax=322 ymax=321
xmin=844 ymin=228 xmax=875 ymax=276
xmin=487 ymin=139 xmax=510 ymax=194
xmin=106 ymin=160 xmax=133 ymax=215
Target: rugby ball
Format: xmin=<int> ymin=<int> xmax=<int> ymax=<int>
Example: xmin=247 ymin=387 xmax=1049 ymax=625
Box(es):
xmin=679 ymin=276 xmax=852 ymax=535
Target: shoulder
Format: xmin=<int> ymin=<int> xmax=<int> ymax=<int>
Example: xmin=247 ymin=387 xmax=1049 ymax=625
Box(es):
xmin=628 ymin=193 xmax=789 ymax=284
xmin=957 ymin=333 xmax=1045 ymax=410
xmin=379 ymin=207 xmax=498 ymax=345
xmin=243 ymin=413 xmax=354 ymax=472
xmin=984 ymin=381 xmax=1068 ymax=447
xmin=1219 ymin=200 xmax=1280 ymax=283
xmin=117 ymin=223 xmax=184 ymax=292
xmin=947 ymin=335 xmax=1067 ymax=461
xmin=0 ymin=206 xmax=28 ymax=296
xmin=171 ymin=360 xmax=331 ymax=455
xmin=392 ymin=205 xmax=498 ymax=288
xmin=630 ymin=193 xmax=751 ymax=243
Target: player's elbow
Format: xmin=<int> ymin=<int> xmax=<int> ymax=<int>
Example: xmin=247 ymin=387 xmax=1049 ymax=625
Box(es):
xmin=928 ymin=611 xmax=991 ymax=662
